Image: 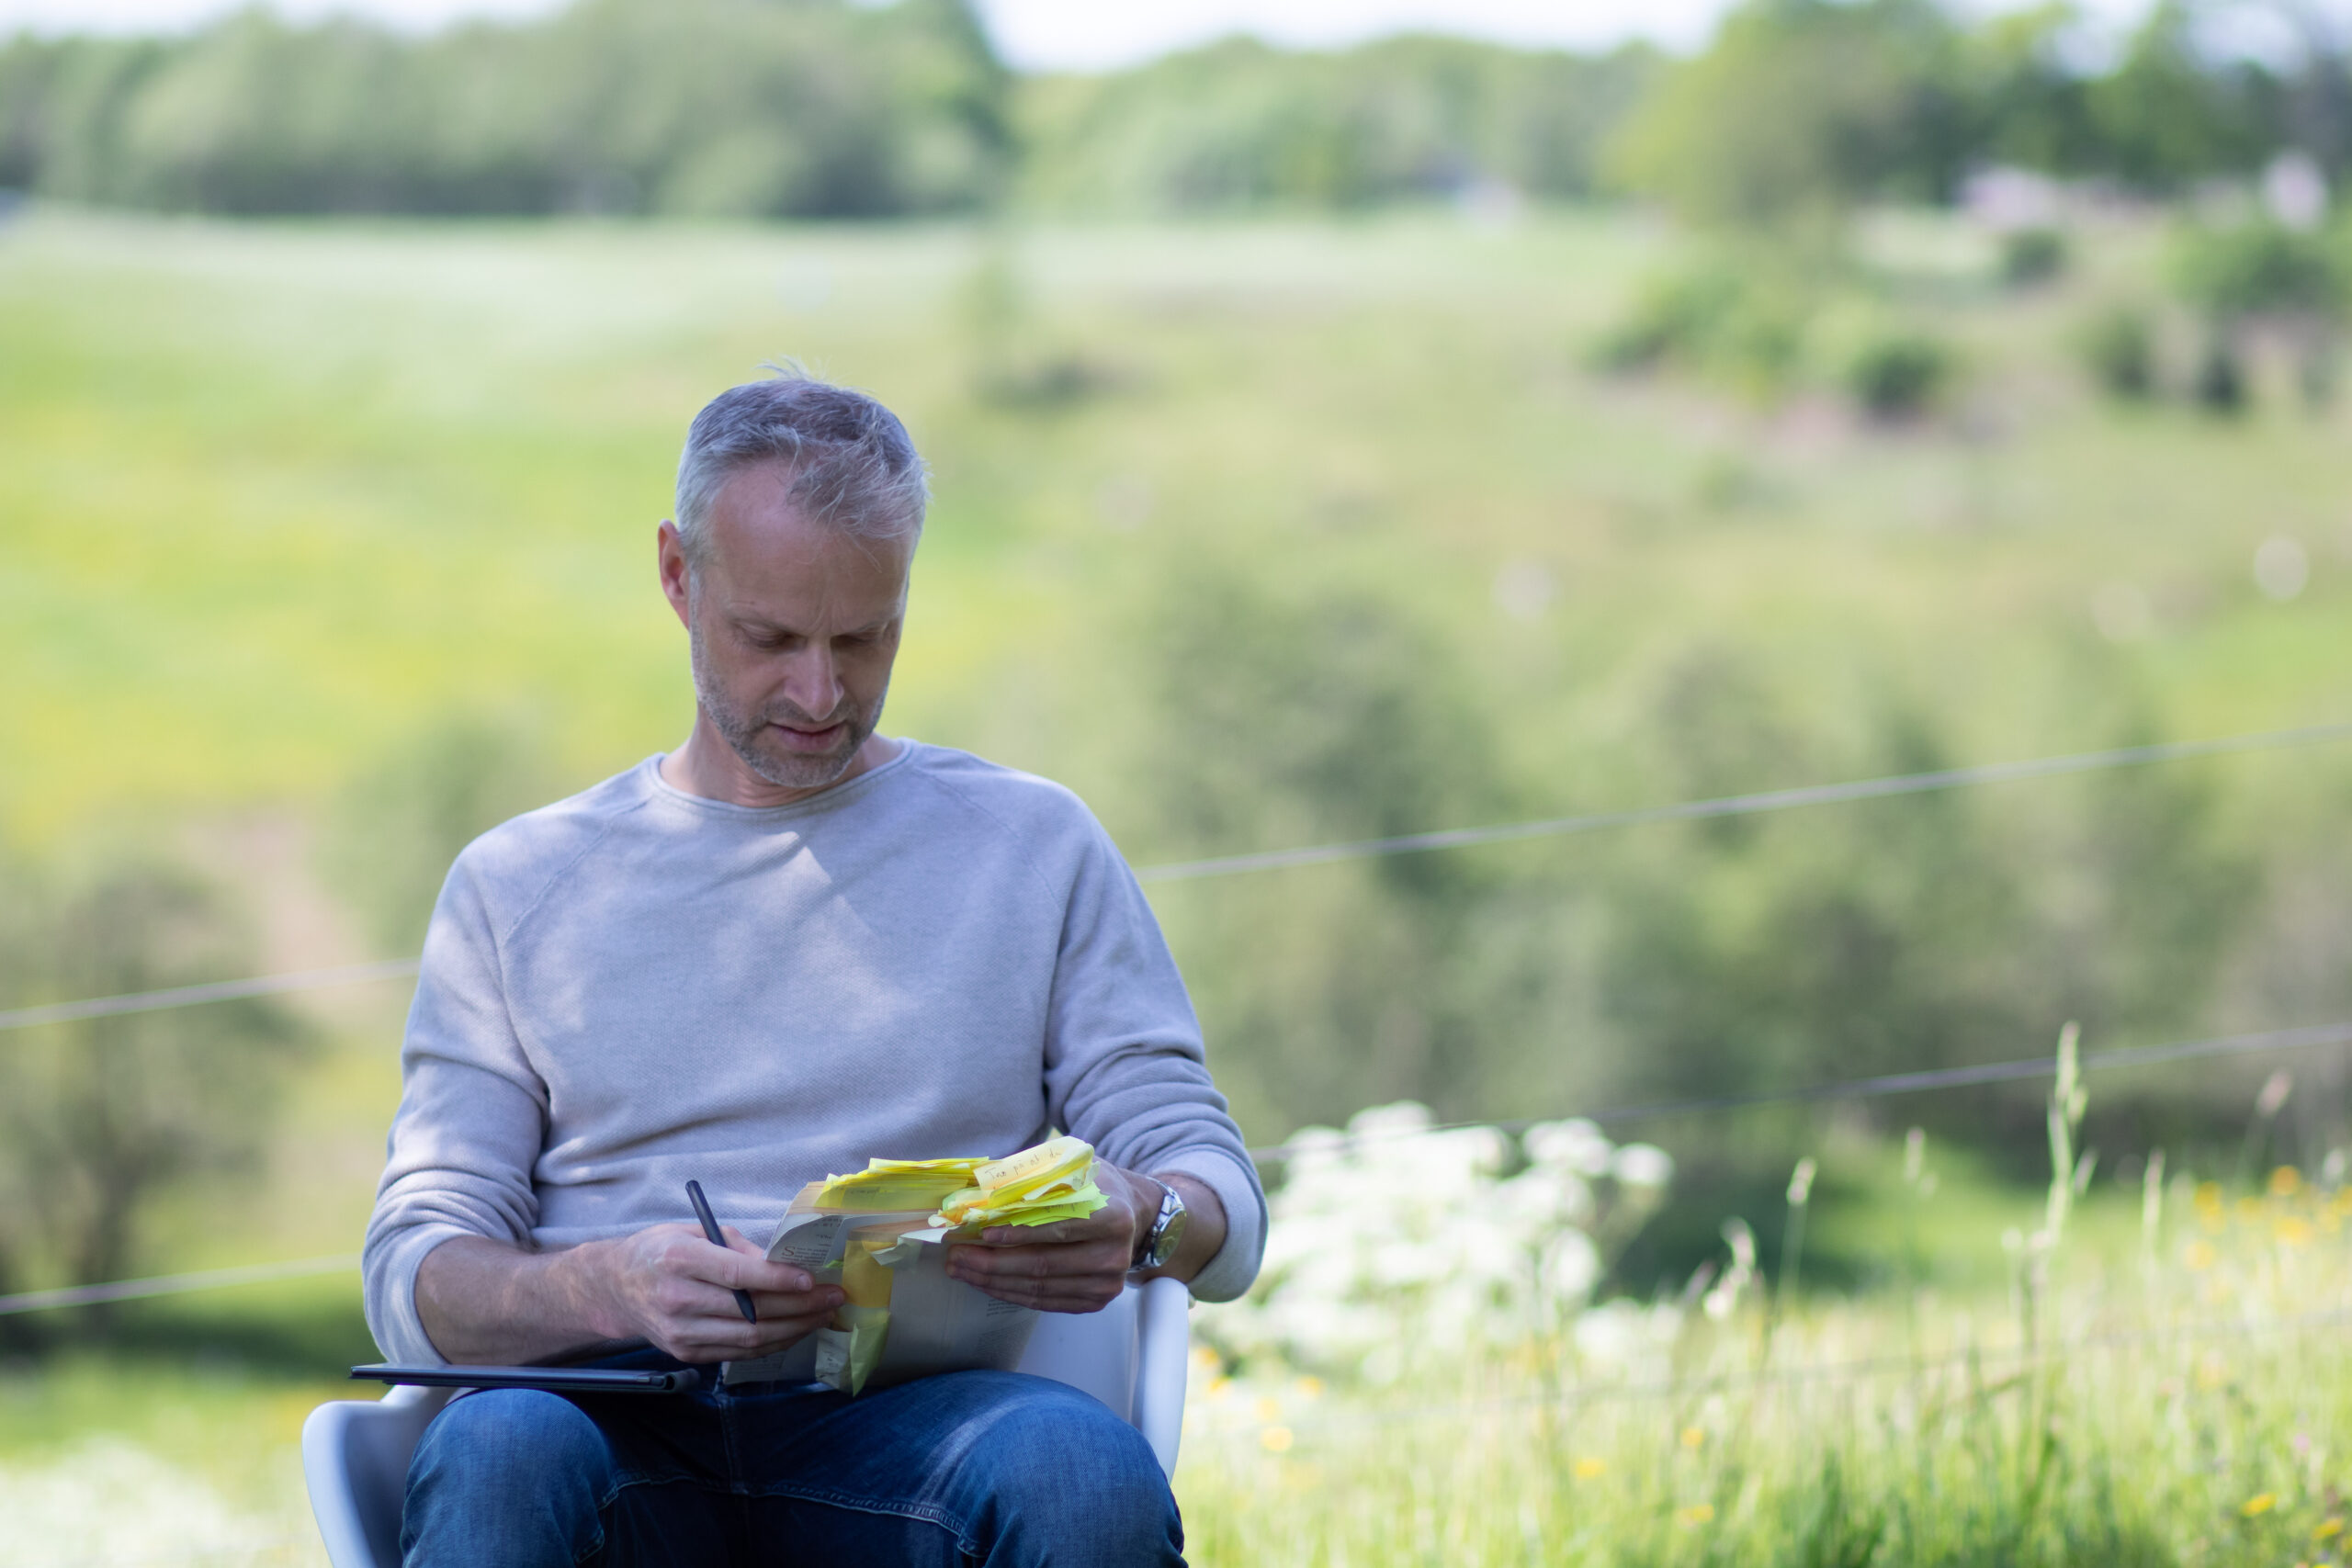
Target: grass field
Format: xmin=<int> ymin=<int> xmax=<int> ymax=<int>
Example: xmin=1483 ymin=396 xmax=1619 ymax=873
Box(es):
xmin=6 ymin=207 xmax=2349 ymax=840
xmin=6 ymin=205 xmax=2352 ymax=1562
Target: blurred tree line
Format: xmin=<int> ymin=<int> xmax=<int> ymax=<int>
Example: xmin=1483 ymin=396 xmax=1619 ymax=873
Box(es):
xmin=1 ymin=0 xmax=2349 ymax=220
xmin=0 ymin=0 xmax=1010 ymax=217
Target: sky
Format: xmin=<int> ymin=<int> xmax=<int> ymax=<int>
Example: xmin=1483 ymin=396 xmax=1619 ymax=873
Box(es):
xmin=0 ymin=0 xmax=2175 ymax=69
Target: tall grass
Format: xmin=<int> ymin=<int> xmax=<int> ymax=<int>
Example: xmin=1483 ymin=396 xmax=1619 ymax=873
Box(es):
xmin=1180 ymin=1049 xmax=2352 ymax=1566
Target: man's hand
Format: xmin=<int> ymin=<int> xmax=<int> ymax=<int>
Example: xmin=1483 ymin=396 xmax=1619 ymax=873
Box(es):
xmin=416 ymin=1226 xmax=845 ymax=1367
xmin=944 ymin=1163 xmax=1225 ymax=1314
xmin=584 ymin=1224 xmax=845 ymax=1363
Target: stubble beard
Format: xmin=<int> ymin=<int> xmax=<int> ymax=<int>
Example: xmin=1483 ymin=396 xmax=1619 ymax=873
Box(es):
xmin=688 ymin=617 xmax=888 ymax=793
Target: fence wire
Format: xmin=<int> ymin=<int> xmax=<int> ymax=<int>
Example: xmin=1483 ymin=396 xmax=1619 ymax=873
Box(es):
xmin=6 ymin=717 xmax=2349 ymax=1034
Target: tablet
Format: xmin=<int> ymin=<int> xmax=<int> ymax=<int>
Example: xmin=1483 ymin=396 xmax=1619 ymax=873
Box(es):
xmin=351 ymin=1362 xmax=702 ymax=1394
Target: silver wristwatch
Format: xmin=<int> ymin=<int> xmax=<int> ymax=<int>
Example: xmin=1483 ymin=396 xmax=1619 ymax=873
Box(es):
xmin=1133 ymin=1179 xmax=1188 ymax=1271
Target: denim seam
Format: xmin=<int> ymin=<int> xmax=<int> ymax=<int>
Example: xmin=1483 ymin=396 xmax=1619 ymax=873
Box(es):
xmin=743 ymin=1482 xmax=976 ymax=1556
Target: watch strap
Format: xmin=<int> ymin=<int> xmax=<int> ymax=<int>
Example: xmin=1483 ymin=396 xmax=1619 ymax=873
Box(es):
xmin=1134 ymin=1179 xmax=1185 ymax=1270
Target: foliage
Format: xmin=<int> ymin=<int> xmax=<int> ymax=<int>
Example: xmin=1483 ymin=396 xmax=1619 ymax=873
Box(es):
xmin=1590 ymin=254 xmax=1817 ymax=396
xmin=1997 ymin=225 xmax=2066 ymax=288
xmin=1839 ymin=323 xmax=1955 ymax=417
xmin=1017 ymin=35 xmax=1660 ymax=213
xmin=2169 ymin=218 xmax=2348 ymax=322
xmin=2075 ymin=302 xmax=2157 ymax=400
xmin=1607 ymin=0 xmax=1976 ymax=229
xmin=0 ymin=859 xmax=306 ymax=1298
xmin=0 ymin=0 xmax=1010 ymax=217
xmin=1 ymin=0 xmax=2347 ymax=221
xmin=1592 ymin=252 xmax=1958 ymax=416
xmin=2080 ymin=0 xmax=2278 ymax=192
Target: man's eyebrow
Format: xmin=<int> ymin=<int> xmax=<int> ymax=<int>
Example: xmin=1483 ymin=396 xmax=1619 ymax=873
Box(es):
xmin=727 ymin=610 xmax=899 ymax=637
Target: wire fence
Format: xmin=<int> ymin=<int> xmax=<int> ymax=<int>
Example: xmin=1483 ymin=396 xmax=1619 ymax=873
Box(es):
xmin=1242 ymin=1019 xmax=2352 ymax=1160
xmin=3 ymin=715 xmax=2349 ymax=1403
xmin=6 ymin=716 xmax=2348 ymax=1036
xmin=13 ymin=1013 xmax=2352 ymax=1320
xmin=0 ymin=1254 xmax=361 ymax=1319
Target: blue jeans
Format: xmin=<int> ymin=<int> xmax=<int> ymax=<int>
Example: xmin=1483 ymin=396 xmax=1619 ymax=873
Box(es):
xmin=401 ymin=1348 xmax=1185 ymax=1566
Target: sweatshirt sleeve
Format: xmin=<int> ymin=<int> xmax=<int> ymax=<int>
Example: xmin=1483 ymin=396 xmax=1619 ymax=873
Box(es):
xmin=1042 ymin=818 xmax=1268 ymax=1303
xmin=362 ymin=854 xmax=549 ymax=1364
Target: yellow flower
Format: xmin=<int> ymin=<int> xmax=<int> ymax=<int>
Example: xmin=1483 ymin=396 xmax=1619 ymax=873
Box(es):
xmin=1205 ymin=1377 xmax=1234 ymax=1402
xmin=1254 ymin=1396 xmax=1283 ymax=1423
xmin=1678 ymin=1504 xmax=1716 ymax=1526
xmin=1260 ymin=1426 xmax=1294 ymax=1453
xmin=2238 ymin=1197 xmax=2267 ymax=1224
xmin=2244 ymin=1493 xmax=2278 ymax=1517
xmin=2196 ymin=1181 xmax=2225 ymax=1213
xmin=1679 ymin=1426 xmax=1707 ymax=1450
xmin=2277 ymin=1216 xmax=2314 ymax=1247
xmin=1574 ymin=1457 xmax=1608 ymax=1479
xmin=2272 ymin=1167 xmax=2304 ymax=1198
xmin=2316 ymin=1518 xmax=2344 ymax=1540
xmin=1292 ymin=1376 xmax=1324 ymax=1400
xmin=2186 ymin=1241 xmax=2218 ymax=1271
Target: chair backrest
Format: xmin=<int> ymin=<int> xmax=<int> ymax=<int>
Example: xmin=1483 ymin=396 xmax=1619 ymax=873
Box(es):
xmin=304 ymin=1279 xmax=1188 ymax=1568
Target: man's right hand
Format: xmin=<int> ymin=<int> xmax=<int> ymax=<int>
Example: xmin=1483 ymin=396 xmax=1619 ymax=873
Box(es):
xmin=415 ymin=1228 xmax=846 ymax=1367
xmin=585 ymin=1224 xmax=845 ymax=1363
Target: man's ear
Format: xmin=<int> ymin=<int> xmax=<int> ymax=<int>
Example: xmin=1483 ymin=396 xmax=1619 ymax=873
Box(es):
xmin=657 ymin=520 xmax=694 ymax=629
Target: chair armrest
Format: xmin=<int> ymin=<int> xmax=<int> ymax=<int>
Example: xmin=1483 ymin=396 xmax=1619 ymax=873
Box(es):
xmin=302 ymin=1385 xmax=452 ymax=1568
xmin=1132 ymin=1275 xmax=1191 ymax=1478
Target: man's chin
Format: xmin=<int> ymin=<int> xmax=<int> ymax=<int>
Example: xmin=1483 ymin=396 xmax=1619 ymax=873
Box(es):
xmin=741 ymin=736 xmax=862 ymax=792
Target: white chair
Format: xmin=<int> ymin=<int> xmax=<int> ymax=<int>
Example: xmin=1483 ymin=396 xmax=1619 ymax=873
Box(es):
xmin=302 ymin=1275 xmax=1193 ymax=1568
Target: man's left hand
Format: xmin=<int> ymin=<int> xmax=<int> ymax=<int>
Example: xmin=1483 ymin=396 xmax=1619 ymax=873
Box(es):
xmin=943 ymin=1162 xmax=1161 ymax=1314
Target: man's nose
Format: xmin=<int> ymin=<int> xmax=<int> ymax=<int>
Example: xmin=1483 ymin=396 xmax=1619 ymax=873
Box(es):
xmin=779 ymin=645 xmax=844 ymax=717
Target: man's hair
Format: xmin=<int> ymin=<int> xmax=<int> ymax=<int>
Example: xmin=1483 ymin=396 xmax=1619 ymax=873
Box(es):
xmin=673 ymin=369 xmax=929 ymax=566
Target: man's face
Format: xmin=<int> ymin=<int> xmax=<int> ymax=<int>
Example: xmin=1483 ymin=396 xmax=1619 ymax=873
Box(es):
xmin=663 ymin=461 xmax=910 ymax=794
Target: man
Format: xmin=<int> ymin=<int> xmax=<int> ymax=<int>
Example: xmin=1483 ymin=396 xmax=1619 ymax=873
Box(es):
xmin=364 ymin=372 xmax=1266 ymax=1566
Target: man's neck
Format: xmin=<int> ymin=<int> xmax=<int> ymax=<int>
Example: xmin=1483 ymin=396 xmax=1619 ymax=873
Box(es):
xmin=660 ymin=716 xmax=901 ymax=809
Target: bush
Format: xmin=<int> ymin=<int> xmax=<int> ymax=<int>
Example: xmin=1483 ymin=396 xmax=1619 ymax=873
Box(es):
xmin=1590 ymin=260 xmax=1814 ymax=400
xmin=2169 ymin=220 xmax=2347 ymax=322
xmin=0 ymin=857 xmax=306 ymax=1300
xmin=1999 ymin=225 xmax=2069 ymax=287
xmin=1843 ymin=327 xmax=1954 ymax=418
xmin=2077 ymin=303 xmax=2157 ymax=400
xmin=2193 ymin=333 xmax=2247 ymax=413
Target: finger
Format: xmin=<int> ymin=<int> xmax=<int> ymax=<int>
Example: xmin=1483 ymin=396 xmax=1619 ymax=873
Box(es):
xmin=743 ymin=1287 xmax=845 ymax=1319
xmin=950 ymin=1258 xmax=1128 ymax=1306
xmin=663 ymin=1303 xmax=833 ymax=1358
xmin=699 ymin=1246 xmax=817 ymax=1296
xmin=950 ymin=1241 xmax=1127 ymax=1282
xmin=961 ymin=1275 xmax=1126 ymax=1314
xmin=977 ymin=1213 xmax=1126 ymax=1247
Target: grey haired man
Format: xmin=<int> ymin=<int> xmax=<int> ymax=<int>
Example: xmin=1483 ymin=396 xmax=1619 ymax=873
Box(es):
xmin=365 ymin=372 xmax=1265 ymax=1565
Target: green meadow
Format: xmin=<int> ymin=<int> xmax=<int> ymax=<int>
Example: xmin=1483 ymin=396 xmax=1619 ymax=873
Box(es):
xmin=6 ymin=207 xmax=2352 ymax=1562
xmin=8 ymin=209 xmax=2347 ymax=840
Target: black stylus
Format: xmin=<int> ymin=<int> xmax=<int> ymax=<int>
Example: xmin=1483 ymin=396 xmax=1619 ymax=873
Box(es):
xmin=685 ymin=1179 xmax=758 ymax=1325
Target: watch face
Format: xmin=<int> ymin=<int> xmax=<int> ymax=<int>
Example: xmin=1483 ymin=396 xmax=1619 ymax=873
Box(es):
xmin=1149 ymin=1190 xmax=1188 ymax=1268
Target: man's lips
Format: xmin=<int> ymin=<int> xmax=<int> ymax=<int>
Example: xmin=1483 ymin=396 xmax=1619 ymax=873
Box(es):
xmin=767 ymin=719 xmax=849 ymax=752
